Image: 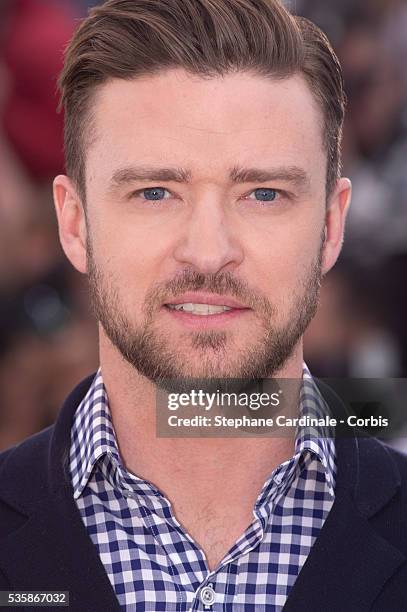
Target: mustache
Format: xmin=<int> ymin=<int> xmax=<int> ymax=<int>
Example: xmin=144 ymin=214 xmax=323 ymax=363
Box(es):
xmin=143 ymin=270 xmax=275 ymax=315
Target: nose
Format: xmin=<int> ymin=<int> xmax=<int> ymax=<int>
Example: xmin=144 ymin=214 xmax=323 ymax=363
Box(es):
xmin=173 ymin=195 xmax=244 ymax=275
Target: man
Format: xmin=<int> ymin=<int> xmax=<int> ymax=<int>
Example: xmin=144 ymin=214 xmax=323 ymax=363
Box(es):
xmin=1 ymin=1 xmax=407 ymax=610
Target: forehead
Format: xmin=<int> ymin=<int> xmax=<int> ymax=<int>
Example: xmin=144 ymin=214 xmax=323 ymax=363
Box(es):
xmin=86 ymin=69 xmax=326 ymax=186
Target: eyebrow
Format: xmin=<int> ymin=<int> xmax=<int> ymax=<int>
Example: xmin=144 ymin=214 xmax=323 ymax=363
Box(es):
xmin=229 ymin=165 xmax=310 ymax=189
xmin=108 ymin=164 xmax=310 ymax=190
xmin=110 ymin=166 xmax=192 ymax=186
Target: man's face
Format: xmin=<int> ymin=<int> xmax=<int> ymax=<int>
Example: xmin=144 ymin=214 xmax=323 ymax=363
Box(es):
xmin=83 ymin=70 xmax=330 ymax=386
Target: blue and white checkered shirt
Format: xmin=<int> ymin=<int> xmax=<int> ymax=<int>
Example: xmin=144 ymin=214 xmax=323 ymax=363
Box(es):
xmin=70 ymin=365 xmax=336 ymax=611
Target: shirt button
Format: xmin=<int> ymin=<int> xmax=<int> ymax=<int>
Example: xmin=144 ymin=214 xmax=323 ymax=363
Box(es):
xmin=200 ymin=585 xmax=216 ymax=606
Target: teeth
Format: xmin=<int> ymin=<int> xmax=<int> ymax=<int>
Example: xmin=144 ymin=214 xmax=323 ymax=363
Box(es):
xmin=168 ymin=303 xmax=232 ymax=315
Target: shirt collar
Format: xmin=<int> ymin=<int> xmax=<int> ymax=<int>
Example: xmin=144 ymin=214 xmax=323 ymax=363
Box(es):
xmin=70 ymin=364 xmax=336 ymax=500
xmin=297 ymin=363 xmax=336 ymax=497
xmin=70 ymin=369 xmax=119 ymax=499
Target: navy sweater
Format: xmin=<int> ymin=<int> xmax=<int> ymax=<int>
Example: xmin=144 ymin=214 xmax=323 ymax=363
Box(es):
xmin=1 ymin=375 xmax=407 ymax=611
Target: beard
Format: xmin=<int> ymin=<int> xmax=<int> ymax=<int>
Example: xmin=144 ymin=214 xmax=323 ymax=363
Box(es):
xmin=87 ymin=233 xmax=324 ymax=393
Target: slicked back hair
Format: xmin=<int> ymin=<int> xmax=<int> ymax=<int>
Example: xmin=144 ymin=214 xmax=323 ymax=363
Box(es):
xmin=58 ymin=0 xmax=346 ymax=202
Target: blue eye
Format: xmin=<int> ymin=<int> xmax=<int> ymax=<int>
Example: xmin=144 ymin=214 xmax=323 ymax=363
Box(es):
xmin=252 ymin=188 xmax=278 ymax=202
xmin=142 ymin=187 xmax=169 ymax=200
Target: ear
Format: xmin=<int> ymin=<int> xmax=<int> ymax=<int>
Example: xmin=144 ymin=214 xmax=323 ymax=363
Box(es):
xmin=53 ymin=175 xmax=88 ymax=274
xmin=322 ymin=177 xmax=352 ymax=275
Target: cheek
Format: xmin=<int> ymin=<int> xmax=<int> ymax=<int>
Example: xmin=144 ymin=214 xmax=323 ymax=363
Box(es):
xmin=93 ymin=234 xmax=173 ymax=316
xmin=249 ymin=220 xmax=322 ymax=290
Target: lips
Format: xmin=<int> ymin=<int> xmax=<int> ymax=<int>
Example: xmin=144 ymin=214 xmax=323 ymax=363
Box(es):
xmin=166 ymin=303 xmax=233 ymax=315
xmin=164 ymin=292 xmax=248 ymax=310
xmin=162 ymin=293 xmax=251 ymax=327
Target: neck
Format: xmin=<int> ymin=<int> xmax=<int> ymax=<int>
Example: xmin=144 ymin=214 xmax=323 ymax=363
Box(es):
xmin=99 ymin=329 xmax=304 ymax=504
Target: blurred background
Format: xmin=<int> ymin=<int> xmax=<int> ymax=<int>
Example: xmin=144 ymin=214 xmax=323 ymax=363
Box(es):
xmin=0 ymin=0 xmax=406 ymax=450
